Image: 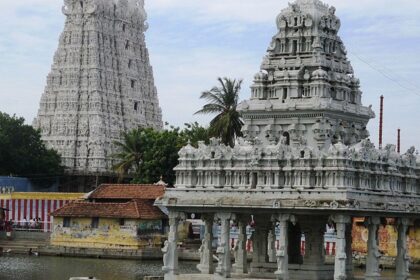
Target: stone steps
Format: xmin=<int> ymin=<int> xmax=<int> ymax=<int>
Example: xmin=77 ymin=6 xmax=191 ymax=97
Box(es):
xmin=0 ymin=239 xmax=48 ymax=254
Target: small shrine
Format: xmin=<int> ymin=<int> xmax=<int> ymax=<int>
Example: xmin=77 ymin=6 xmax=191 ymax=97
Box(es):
xmin=156 ymin=0 xmax=420 ymax=279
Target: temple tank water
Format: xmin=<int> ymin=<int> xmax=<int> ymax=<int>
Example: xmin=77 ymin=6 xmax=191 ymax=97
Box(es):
xmin=0 ymin=255 xmax=419 ymax=279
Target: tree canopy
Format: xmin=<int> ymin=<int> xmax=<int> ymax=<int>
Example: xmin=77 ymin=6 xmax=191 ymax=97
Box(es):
xmin=112 ymin=123 xmax=209 ymax=185
xmin=0 ymin=112 xmax=63 ymax=177
xmin=195 ymin=77 xmax=244 ymax=147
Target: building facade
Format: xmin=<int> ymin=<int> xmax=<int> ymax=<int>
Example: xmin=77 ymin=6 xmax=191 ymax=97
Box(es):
xmin=51 ymin=184 xmax=167 ymax=249
xmin=156 ymin=0 xmax=420 ymax=279
xmin=33 ymin=0 xmax=163 ymax=175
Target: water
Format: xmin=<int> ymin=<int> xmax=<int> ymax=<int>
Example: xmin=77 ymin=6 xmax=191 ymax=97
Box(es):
xmin=0 ymin=255 xmax=419 ymax=280
xmin=0 ymin=255 xmax=198 ymax=280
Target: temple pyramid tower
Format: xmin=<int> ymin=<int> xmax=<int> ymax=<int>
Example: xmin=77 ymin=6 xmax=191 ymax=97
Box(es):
xmin=239 ymin=0 xmax=375 ymax=150
xmin=34 ymin=0 xmax=162 ymax=175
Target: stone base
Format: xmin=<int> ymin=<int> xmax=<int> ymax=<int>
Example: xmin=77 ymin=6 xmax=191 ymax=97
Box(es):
xmin=249 ymin=262 xmax=276 ymax=276
xmin=170 ymin=275 xmax=276 ymax=280
xmin=248 ymin=263 xmax=335 ymax=280
xmin=197 ymin=264 xmax=212 ymax=274
xmin=232 ymin=263 xmax=247 ymax=274
xmin=364 ymin=274 xmax=381 ymax=280
xmin=288 ymin=264 xmax=334 ymax=280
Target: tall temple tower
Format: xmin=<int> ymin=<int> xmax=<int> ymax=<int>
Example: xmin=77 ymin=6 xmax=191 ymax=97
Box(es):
xmin=34 ymin=0 xmax=162 ymax=175
xmin=239 ymin=0 xmax=375 ymax=150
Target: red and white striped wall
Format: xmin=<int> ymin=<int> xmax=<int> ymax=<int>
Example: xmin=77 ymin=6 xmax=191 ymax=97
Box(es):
xmin=0 ymin=193 xmax=82 ymax=232
xmin=0 ymin=198 xmax=73 ymax=232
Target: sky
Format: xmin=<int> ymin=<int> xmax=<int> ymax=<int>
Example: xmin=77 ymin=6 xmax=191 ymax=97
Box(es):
xmin=0 ymin=0 xmax=420 ymax=151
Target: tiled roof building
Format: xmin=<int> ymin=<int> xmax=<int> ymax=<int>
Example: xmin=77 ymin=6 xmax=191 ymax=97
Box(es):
xmin=88 ymin=184 xmax=166 ymax=200
xmin=50 ymin=184 xmax=167 ymax=249
xmin=52 ymin=200 xmax=165 ymax=220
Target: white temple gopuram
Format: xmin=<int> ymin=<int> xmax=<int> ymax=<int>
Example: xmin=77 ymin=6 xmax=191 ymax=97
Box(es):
xmin=155 ymin=0 xmax=420 ymax=279
xmin=33 ymin=0 xmax=162 ymax=175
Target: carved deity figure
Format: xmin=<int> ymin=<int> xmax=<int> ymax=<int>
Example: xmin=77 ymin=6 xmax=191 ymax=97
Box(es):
xmin=198 ymin=238 xmax=209 ymax=268
xmin=161 ymin=240 xmax=170 ymax=272
xmin=276 ymin=246 xmax=286 ymax=271
xmin=215 ymin=243 xmax=226 ymax=275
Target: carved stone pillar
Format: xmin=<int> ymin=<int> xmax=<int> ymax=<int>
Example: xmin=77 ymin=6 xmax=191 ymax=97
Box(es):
xmin=197 ymin=214 xmax=215 ymax=274
xmin=274 ymin=214 xmax=294 ymax=280
xmin=331 ymin=215 xmax=351 ymax=280
xmin=215 ymin=213 xmax=235 ymax=279
xmin=162 ymin=211 xmax=184 ymax=280
xmin=365 ymin=217 xmax=381 ymax=280
xmin=345 ymin=223 xmax=354 ymax=278
xmin=396 ymin=218 xmax=410 ymax=280
xmin=268 ymin=228 xmax=276 ymax=263
xmin=233 ymin=216 xmax=248 ymax=274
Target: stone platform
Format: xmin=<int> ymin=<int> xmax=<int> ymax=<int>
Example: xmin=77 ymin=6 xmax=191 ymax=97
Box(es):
xmin=171 ymin=274 xmax=410 ymax=280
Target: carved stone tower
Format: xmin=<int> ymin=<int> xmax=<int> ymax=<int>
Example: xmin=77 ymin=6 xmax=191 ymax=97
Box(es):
xmin=238 ymin=0 xmax=375 ymax=150
xmin=158 ymin=1 xmax=420 ymax=279
xmin=33 ymin=0 xmax=162 ymax=175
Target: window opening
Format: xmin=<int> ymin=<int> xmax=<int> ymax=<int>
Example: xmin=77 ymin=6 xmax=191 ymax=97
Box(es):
xmin=251 ymin=173 xmax=258 ymax=189
xmin=282 ymin=132 xmax=290 ymax=146
xmin=91 ymin=217 xmax=99 ymax=229
xmin=292 ymin=40 xmax=298 ymax=55
xmin=63 ymin=217 xmax=71 ymax=228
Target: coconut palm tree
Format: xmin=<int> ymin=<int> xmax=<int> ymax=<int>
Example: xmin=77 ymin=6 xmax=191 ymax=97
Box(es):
xmin=112 ymin=129 xmax=144 ymax=182
xmin=195 ymin=77 xmax=244 ymax=147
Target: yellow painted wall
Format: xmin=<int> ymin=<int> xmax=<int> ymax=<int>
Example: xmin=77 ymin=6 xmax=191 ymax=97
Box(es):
xmin=51 ymin=217 xmax=163 ymax=249
xmin=0 ymin=192 xmax=83 ymax=200
xmin=352 ymin=223 xmax=420 ymax=260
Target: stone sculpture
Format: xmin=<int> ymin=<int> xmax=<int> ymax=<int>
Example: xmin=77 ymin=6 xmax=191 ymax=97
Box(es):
xmin=161 ymin=240 xmax=170 ymax=271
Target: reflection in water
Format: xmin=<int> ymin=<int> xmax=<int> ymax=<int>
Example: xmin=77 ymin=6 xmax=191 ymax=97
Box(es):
xmin=0 ymin=255 xmax=419 ymax=280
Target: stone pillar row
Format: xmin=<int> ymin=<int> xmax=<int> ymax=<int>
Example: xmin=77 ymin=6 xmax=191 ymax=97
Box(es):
xmin=162 ymin=212 xmax=412 ymax=280
xmin=364 ymin=217 xmax=412 ymax=280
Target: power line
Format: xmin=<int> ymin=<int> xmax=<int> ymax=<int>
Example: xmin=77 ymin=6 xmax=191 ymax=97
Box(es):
xmin=349 ymin=51 xmax=420 ymax=97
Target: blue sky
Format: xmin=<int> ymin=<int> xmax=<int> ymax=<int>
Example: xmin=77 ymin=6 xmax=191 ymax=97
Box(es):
xmin=1 ymin=0 xmax=420 ymax=151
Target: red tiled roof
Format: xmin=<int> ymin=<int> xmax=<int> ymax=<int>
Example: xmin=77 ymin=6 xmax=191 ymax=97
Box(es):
xmin=51 ymin=200 xmax=166 ymax=220
xmin=88 ymin=184 xmax=166 ymax=200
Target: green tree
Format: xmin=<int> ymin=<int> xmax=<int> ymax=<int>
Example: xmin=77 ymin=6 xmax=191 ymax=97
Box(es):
xmin=112 ymin=124 xmax=210 ymax=185
xmin=195 ymin=77 xmax=244 ymax=147
xmin=179 ymin=122 xmax=210 ymax=147
xmin=0 ymin=112 xmax=63 ymax=177
xmin=113 ymin=129 xmax=145 ymax=181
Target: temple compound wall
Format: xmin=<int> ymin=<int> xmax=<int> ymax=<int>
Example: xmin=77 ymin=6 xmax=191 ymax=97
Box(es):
xmin=156 ymin=0 xmax=420 ymax=279
xmin=33 ymin=0 xmax=163 ymax=175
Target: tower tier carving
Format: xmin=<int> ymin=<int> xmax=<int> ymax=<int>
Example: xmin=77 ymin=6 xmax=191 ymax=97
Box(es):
xmin=33 ymin=0 xmax=163 ymax=175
